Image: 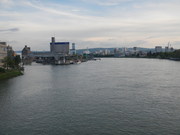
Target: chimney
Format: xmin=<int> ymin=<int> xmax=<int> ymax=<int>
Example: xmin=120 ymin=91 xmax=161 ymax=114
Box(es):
xmin=52 ymin=37 xmax=55 ymax=43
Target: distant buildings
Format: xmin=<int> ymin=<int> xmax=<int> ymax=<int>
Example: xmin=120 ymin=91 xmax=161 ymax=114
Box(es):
xmin=21 ymin=37 xmax=178 ymax=64
xmin=155 ymin=43 xmax=174 ymax=53
xmin=22 ymin=37 xmax=76 ymax=64
xmin=165 ymin=46 xmax=174 ymax=52
xmin=133 ymin=47 xmax=138 ymax=55
xmin=0 ymin=42 xmax=7 ymax=67
xmin=22 ymin=37 xmax=71 ymax=58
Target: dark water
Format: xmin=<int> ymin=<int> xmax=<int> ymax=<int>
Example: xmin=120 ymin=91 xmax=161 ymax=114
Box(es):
xmin=0 ymin=58 xmax=180 ymax=135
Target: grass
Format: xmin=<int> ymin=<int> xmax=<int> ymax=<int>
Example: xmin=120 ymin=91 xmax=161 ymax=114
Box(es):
xmin=0 ymin=70 xmax=23 ymax=80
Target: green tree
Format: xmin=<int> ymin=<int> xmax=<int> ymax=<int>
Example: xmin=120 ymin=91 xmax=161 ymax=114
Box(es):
xmin=3 ymin=56 xmax=15 ymax=69
xmin=14 ymin=55 xmax=21 ymax=68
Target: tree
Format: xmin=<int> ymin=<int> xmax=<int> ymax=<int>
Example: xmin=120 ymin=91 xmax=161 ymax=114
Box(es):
xmin=3 ymin=56 xmax=15 ymax=69
xmin=14 ymin=55 xmax=21 ymax=68
xmin=2 ymin=55 xmax=21 ymax=70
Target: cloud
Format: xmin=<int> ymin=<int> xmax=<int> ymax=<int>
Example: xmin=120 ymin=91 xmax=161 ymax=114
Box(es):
xmin=22 ymin=1 xmax=89 ymax=19
xmin=0 ymin=28 xmax=19 ymax=32
xmin=81 ymin=0 xmax=133 ymax=6
xmin=0 ymin=0 xmax=13 ymax=4
xmin=128 ymin=40 xmax=147 ymax=46
xmin=0 ymin=0 xmax=14 ymax=8
xmin=0 ymin=0 xmax=180 ymax=50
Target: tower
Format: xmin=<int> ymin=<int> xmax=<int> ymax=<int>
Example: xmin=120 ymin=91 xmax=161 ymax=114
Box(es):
xmin=52 ymin=37 xmax=55 ymax=43
xmin=50 ymin=37 xmax=55 ymax=53
xmin=72 ymin=43 xmax=76 ymax=55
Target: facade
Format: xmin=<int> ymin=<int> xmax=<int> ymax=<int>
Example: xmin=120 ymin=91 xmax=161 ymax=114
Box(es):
xmin=104 ymin=49 xmax=110 ymax=55
xmin=114 ymin=48 xmax=119 ymax=54
xmin=165 ymin=42 xmax=174 ymax=52
xmin=22 ymin=45 xmax=31 ymax=58
xmin=0 ymin=42 xmax=7 ymax=67
xmin=22 ymin=45 xmax=33 ymax=64
xmin=165 ymin=47 xmax=171 ymax=52
xmin=7 ymin=45 xmax=16 ymax=58
xmin=165 ymin=46 xmax=174 ymax=52
xmin=50 ymin=37 xmax=69 ymax=55
xmin=155 ymin=46 xmax=163 ymax=53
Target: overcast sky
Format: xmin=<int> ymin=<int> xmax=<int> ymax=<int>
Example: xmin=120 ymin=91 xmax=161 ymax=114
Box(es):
xmin=0 ymin=0 xmax=180 ymax=51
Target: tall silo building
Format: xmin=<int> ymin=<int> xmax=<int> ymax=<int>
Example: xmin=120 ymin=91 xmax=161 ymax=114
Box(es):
xmin=50 ymin=37 xmax=69 ymax=55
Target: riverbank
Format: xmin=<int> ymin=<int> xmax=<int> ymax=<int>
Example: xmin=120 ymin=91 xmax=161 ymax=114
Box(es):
xmin=94 ymin=49 xmax=180 ymax=61
xmin=0 ymin=70 xmax=23 ymax=80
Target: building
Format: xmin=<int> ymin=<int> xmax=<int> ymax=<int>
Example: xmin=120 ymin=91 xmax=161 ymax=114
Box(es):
xmin=83 ymin=48 xmax=90 ymax=54
xmin=7 ymin=45 xmax=16 ymax=58
xmin=122 ymin=47 xmax=128 ymax=55
xmin=165 ymin=42 xmax=174 ymax=52
xmin=22 ymin=37 xmax=72 ymax=64
xmin=155 ymin=46 xmax=163 ymax=53
xmin=22 ymin=45 xmax=31 ymax=57
xmin=104 ymin=49 xmax=111 ymax=55
xmin=133 ymin=47 xmax=137 ymax=51
xmin=50 ymin=37 xmax=69 ymax=55
xmin=0 ymin=42 xmax=7 ymax=67
xmin=165 ymin=46 xmax=174 ymax=52
xmin=22 ymin=45 xmax=31 ymax=55
xmin=114 ymin=48 xmax=119 ymax=54
xmin=71 ymin=43 xmax=76 ymax=55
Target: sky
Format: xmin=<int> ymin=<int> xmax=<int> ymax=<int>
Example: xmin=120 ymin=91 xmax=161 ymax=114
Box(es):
xmin=0 ymin=0 xmax=180 ymax=51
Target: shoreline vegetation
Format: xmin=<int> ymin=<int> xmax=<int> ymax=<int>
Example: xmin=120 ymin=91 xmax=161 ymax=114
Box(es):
xmin=0 ymin=69 xmax=23 ymax=80
xmin=0 ymin=54 xmax=23 ymax=81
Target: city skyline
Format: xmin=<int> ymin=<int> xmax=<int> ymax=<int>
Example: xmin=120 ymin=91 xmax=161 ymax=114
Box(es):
xmin=0 ymin=0 xmax=180 ymax=50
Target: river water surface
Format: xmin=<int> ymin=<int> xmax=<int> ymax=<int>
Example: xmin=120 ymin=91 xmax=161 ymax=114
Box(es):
xmin=0 ymin=58 xmax=180 ymax=135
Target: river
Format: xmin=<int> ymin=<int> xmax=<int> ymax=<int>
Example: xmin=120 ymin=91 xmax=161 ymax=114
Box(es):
xmin=0 ymin=58 xmax=180 ymax=135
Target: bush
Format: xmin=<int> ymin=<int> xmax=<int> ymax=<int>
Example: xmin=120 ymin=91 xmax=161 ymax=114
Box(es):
xmin=0 ymin=67 xmax=6 ymax=73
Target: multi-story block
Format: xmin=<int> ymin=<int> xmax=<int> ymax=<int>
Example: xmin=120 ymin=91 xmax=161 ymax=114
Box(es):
xmin=0 ymin=42 xmax=7 ymax=67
